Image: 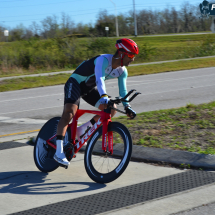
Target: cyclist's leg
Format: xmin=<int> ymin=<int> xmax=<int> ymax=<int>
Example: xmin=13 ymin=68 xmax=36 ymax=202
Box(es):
xmin=76 ymin=89 xmax=117 ymax=142
xmin=57 ymin=103 xmax=78 ymax=136
xmin=82 ymin=88 xmax=117 ymax=122
xmin=54 ymin=77 xmax=81 ymax=166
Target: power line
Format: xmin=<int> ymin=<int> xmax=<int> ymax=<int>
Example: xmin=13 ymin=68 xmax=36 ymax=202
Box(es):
xmin=0 ymin=4 xmax=133 ymax=19
xmin=0 ymin=1 xmax=202 ymax=25
xmin=0 ymin=5 xmax=135 ymax=23
xmin=0 ymin=0 xmax=85 ymax=9
xmin=0 ymin=1 xmax=200 ymax=20
xmin=3 ymin=9 xmax=132 ymax=23
xmin=0 ymin=0 xmax=199 ymax=10
xmin=0 ymin=0 xmax=27 ymax=2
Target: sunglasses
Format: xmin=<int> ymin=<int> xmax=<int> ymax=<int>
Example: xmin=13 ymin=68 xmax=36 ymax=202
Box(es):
xmin=124 ymin=52 xmax=135 ymax=59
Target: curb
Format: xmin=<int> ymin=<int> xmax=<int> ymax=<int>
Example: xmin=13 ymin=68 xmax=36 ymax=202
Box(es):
xmin=2 ymin=134 xmax=215 ymax=170
xmin=131 ymin=145 xmax=215 ymax=170
xmin=79 ymin=143 xmax=215 ymax=170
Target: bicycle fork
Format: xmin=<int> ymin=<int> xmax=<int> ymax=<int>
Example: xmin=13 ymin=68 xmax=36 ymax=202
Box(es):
xmin=102 ymin=109 xmax=113 ymax=155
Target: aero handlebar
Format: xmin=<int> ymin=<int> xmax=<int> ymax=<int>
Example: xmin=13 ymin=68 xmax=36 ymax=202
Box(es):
xmin=107 ymin=89 xmax=141 ymax=115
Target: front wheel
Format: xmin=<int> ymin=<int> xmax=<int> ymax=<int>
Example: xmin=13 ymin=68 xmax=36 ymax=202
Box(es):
xmin=84 ymin=122 xmax=132 ymax=183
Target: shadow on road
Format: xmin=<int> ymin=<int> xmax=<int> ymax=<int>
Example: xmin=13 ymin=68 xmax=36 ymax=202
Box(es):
xmin=0 ymin=171 xmax=106 ymax=195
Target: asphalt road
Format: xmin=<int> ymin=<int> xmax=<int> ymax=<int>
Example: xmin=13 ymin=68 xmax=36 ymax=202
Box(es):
xmin=0 ymin=66 xmax=215 ymax=136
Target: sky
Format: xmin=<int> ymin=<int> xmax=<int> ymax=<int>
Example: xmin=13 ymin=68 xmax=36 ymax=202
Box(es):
xmin=0 ymin=0 xmax=201 ymax=30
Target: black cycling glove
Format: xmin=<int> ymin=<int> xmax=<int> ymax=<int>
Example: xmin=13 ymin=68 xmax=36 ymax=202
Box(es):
xmin=125 ymin=106 xmax=136 ymax=119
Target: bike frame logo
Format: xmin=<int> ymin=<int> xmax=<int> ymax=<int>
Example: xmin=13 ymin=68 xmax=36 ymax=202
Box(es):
xmin=75 ymin=118 xmax=102 ymax=149
xmin=199 ymin=0 xmax=215 ymax=17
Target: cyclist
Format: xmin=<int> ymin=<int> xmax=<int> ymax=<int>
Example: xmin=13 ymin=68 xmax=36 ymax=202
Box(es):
xmin=54 ymin=38 xmax=139 ymax=166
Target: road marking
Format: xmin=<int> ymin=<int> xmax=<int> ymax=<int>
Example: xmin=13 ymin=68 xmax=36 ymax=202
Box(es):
xmin=0 ymin=84 xmax=64 ymax=94
xmin=1 ymin=84 xmax=215 ymax=115
xmin=0 ymin=100 xmax=88 ymax=115
xmin=127 ymin=73 xmax=215 ymax=85
xmin=0 ymin=93 xmax=63 ymax=103
xmin=135 ymin=83 xmax=215 ymax=97
xmin=0 ymin=129 xmax=40 ymax=138
xmin=0 ymin=106 xmax=62 ymax=115
xmin=0 ymin=117 xmax=47 ymax=124
xmin=107 ymin=73 xmax=215 ymax=87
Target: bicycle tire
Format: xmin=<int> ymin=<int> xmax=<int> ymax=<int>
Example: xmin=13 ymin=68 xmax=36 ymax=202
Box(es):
xmin=34 ymin=117 xmax=71 ymax=173
xmin=84 ymin=122 xmax=132 ymax=183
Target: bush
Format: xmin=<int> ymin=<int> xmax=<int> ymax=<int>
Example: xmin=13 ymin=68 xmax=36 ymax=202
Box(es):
xmin=137 ymin=43 xmax=157 ymax=60
xmin=86 ymin=37 xmax=114 ymax=58
xmin=181 ymin=36 xmax=215 ymax=58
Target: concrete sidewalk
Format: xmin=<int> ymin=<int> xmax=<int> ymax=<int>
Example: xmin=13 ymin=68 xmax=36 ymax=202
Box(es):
xmin=1 ymin=137 xmax=215 ymax=215
xmin=0 ymin=55 xmax=215 ymax=82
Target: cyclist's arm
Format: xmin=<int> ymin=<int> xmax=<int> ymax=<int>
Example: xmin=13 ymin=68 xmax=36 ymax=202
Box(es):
xmin=94 ymin=56 xmax=109 ymax=96
xmin=118 ymin=68 xmax=130 ymax=108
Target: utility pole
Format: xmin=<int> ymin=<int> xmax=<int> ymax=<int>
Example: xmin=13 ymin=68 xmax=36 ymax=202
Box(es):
xmin=133 ymin=0 xmax=137 ymax=36
xmin=110 ymin=0 xmax=119 ymax=37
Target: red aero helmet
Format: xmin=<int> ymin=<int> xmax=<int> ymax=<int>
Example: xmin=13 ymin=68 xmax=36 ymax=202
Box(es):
xmin=115 ymin=38 xmax=139 ymax=55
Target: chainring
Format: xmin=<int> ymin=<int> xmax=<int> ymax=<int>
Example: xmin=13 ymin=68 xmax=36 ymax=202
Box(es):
xmin=64 ymin=143 xmax=74 ymax=161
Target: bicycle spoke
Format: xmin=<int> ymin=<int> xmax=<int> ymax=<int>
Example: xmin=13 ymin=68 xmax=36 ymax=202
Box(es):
xmin=98 ymin=157 xmax=106 ymax=172
xmin=92 ymin=155 xmax=103 ymax=167
xmin=92 ymin=145 xmax=125 ymax=174
xmin=107 ymin=157 xmax=110 ymax=173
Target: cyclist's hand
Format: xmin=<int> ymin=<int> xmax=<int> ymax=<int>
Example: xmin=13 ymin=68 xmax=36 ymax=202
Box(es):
xmin=99 ymin=95 xmax=109 ymax=109
xmin=125 ymin=106 xmax=136 ymax=119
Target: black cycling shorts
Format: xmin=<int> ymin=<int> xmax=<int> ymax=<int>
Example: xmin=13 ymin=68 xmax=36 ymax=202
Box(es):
xmin=64 ymin=77 xmax=100 ymax=107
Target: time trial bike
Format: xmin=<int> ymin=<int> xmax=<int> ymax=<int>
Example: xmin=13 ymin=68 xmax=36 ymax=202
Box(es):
xmin=34 ymin=89 xmax=140 ymax=183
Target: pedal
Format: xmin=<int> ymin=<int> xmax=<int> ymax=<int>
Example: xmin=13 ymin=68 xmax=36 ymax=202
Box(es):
xmin=73 ymin=154 xmax=76 ymax=158
xmin=59 ymin=164 xmax=68 ymax=169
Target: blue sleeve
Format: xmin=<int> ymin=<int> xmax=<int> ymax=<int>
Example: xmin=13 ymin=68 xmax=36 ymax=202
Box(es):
xmin=118 ymin=68 xmax=129 ymax=107
xmin=94 ymin=56 xmax=109 ymax=96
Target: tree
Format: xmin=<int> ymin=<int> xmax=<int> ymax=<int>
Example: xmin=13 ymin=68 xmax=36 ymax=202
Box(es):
xmin=95 ymin=10 xmax=115 ymax=36
xmin=40 ymin=15 xmax=59 ymax=38
xmin=61 ymin=12 xmax=74 ymax=36
xmin=10 ymin=24 xmax=26 ymax=41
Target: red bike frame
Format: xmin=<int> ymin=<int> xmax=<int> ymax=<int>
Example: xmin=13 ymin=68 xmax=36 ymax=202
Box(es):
xmin=46 ymin=109 xmax=113 ymax=157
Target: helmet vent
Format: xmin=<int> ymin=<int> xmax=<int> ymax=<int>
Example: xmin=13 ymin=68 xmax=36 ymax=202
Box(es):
xmin=128 ymin=39 xmax=135 ymax=43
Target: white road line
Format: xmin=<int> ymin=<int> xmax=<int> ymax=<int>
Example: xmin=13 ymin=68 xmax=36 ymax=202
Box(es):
xmin=137 ymin=83 xmax=215 ymax=97
xmin=0 ymin=84 xmax=64 ymax=94
xmin=0 ymin=117 xmax=47 ymax=124
xmin=0 ymin=105 xmax=62 ymax=115
xmin=107 ymin=73 xmax=215 ymax=87
xmin=0 ymin=93 xmax=63 ymax=103
xmin=2 ymin=84 xmax=215 ymax=115
xmin=132 ymin=73 xmax=215 ymax=85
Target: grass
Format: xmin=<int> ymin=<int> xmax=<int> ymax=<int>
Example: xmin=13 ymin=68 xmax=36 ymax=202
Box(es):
xmin=0 ymin=74 xmax=70 ymax=92
xmin=1 ymin=56 xmax=215 ymax=92
xmin=112 ymin=101 xmax=215 ymax=155
xmin=0 ymin=67 xmax=74 ymax=78
xmin=1 ymin=33 xmax=215 ymax=77
xmin=128 ymin=57 xmax=215 ymax=76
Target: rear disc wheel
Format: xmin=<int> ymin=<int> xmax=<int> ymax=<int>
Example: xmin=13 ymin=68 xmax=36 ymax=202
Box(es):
xmin=34 ymin=117 xmax=71 ymax=172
